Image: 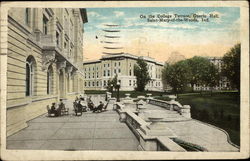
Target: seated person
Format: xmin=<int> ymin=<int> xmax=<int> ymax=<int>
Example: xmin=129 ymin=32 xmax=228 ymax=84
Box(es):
xmin=88 ymin=101 xmax=95 ymax=111
xmin=58 ymin=99 xmax=65 ymax=110
xmin=50 ymin=103 xmax=58 ymax=116
xmin=93 ymin=101 xmax=104 ymax=113
xmin=56 ymin=104 xmax=62 ymax=117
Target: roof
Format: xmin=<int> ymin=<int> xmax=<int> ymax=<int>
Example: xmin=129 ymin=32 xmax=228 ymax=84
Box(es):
xmin=83 ymin=59 xmax=101 ymax=65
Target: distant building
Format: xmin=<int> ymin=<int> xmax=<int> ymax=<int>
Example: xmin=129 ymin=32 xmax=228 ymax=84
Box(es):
xmin=6 ymin=8 xmax=87 ymax=136
xmin=167 ymin=51 xmax=186 ymax=65
xmin=83 ymin=53 xmax=164 ymax=91
xmin=193 ymin=57 xmax=230 ymax=91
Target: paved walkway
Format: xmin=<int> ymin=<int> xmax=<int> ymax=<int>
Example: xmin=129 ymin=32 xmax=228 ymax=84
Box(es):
xmin=141 ymin=103 xmax=239 ymax=152
xmin=7 ymin=97 xmax=139 ymax=151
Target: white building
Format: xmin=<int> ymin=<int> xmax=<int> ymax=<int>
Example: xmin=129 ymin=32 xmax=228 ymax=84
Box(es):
xmin=83 ymin=53 xmax=164 ymax=91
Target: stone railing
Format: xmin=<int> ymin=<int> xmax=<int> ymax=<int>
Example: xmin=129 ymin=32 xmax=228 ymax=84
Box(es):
xmin=115 ymin=103 xmax=186 ymax=151
xmin=148 ymin=98 xmax=191 ymax=119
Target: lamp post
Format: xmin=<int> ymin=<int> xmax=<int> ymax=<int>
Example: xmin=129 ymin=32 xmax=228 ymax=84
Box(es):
xmin=116 ymin=82 xmax=120 ymax=102
xmin=111 ymin=83 xmax=113 ymax=98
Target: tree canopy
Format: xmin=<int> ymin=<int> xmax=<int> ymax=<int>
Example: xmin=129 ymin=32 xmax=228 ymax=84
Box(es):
xmin=134 ymin=58 xmax=151 ymax=91
xmin=162 ymin=60 xmax=191 ymax=93
xmin=162 ymin=56 xmax=219 ymax=94
xmin=221 ymin=43 xmax=240 ymax=91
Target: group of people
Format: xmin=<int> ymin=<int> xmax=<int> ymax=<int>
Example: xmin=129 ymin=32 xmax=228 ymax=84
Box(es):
xmin=47 ymin=99 xmax=67 ymax=117
xmin=74 ymin=95 xmax=88 ymax=114
xmin=47 ymin=95 xmax=108 ymax=117
xmin=87 ymin=96 xmax=106 ymax=113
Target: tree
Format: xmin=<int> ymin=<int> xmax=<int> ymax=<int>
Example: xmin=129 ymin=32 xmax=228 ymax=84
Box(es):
xmin=201 ymin=62 xmax=220 ymax=95
xmin=221 ymin=43 xmax=240 ymax=92
xmin=187 ymin=56 xmax=219 ymax=92
xmin=162 ymin=60 xmax=191 ymax=94
xmin=106 ymin=74 xmax=118 ymax=92
xmin=134 ymin=58 xmax=151 ymax=91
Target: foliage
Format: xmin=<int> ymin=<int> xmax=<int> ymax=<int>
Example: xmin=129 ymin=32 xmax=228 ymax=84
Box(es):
xmin=221 ymin=43 xmax=241 ymax=91
xmin=134 ymin=58 xmax=151 ymax=91
xmin=162 ymin=56 xmax=219 ymax=94
xmin=162 ymin=60 xmax=191 ymax=94
xmin=187 ymin=56 xmax=219 ymax=90
xmin=106 ymin=74 xmax=118 ymax=92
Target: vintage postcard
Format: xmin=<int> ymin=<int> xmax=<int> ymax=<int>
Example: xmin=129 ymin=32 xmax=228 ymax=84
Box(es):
xmin=0 ymin=1 xmax=249 ymax=160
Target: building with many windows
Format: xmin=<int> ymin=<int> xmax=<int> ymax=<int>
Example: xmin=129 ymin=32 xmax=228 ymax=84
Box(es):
xmin=83 ymin=53 xmax=164 ymax=91
xmin=6 ymin=8 xmax=87 ymax=136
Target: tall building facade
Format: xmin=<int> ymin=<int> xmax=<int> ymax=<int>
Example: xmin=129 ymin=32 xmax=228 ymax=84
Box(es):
xmin=83 ymin=53 xmax=164 ymax=91
xmin=6 ymin=8 xmax=87 ymax=136
xmin=193 ymin=57 xmax=230 ymax=91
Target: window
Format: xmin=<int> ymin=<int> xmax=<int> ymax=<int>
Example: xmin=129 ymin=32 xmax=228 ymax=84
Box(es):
xmin=104 ymin=80 xmax=106 ymax=86
xmin=97 ymin=72 xmax=99 ymax=78
xmin=43 ymin=15 xmax=49 ymax=35
xmin=114 ymin=69 xmax=116 ymax=74
xmin=133 ymin=80 xmax=136 ymax=86
xmin=107 ymin=70 xmax=110 ymax=76
xmin=129 ymin=69 xmax=132 ymax=76
xmin=118 ymin=69 xmax=121 ymax=73
xmin=26 ymin=56 xmax=36 ymax=96
xmin=129 ymin=80 xmax=132 ymax=86
xmin=56 ymin=31 xmax=60 ymax=47
xmin=104 ymin=64 xmax=106 ymax=67
xmin=108 ymin=63 xmax=110 ymax=67
xmin=118 ymin=62 xmax=121 ymax=66
xmin=92 ymin=72 xmax=95 ymax=78
xmin=114 ymin=62 xmax=116 ymax=67
xmin=103 ymin=70 xmax=106 ymax=76
xmin=97 ymin=81 xmax=99 ymax=87
xmin=92 ymin=81 xmax=95 ymax=86
xmin=88 ymin=73 xmax=90 ymax=79
xmin=88 ymin=81 xmax=91 ymax=87
xmin=47 ymin=65 xmax=53 ymax=94
xmin=85 ymin=82 xmax=87 ymax=87
xmin=25 ymin=8 xmax=30 ymax=26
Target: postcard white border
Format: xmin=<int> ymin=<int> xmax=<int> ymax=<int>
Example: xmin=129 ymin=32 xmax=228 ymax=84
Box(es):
xmin=0 ymin=1 xmax=249 ymax=160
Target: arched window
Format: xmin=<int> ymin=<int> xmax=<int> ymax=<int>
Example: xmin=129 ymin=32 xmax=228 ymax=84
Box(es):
xmin=26 ymin=56 xmax=36 ymax=96
xmin=47 ymin=65 xmax=53 ymax=94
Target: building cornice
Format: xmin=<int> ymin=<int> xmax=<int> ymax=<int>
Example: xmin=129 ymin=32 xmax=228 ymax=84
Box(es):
xmin=8 ymin=15 xmax=31 ymax=35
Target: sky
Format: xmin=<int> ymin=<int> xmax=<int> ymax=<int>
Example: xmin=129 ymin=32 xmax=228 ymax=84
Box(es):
xmin=83 ymin=7 xmax=240 ymax=62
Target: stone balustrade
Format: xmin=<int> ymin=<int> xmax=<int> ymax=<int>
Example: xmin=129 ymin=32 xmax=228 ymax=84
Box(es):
xmin=148 ymin=98 xmax=191 ymax=119
xmin=115 ymin=103 xmax=186 ymax=151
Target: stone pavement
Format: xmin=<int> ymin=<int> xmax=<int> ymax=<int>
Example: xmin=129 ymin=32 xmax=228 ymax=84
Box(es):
xmin=7 ymin=97 xmax=139 ymax=151
xmin=142 ymin=103 xmax=239 ymax=152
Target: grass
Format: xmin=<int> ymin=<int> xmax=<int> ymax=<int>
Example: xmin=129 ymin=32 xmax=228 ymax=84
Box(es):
xmin=158 ymin=92 xmax=240 ymax=146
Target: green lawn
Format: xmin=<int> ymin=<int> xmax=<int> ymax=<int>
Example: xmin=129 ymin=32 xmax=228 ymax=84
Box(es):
xmin=158 ymin=92 xmax=240 ymax=146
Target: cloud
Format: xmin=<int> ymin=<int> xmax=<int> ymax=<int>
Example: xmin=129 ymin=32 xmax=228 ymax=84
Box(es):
xmin=88 ymin=11 xmax=101 ymax=17
xmin=113 ymin=11 xmax=124 ymax=17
